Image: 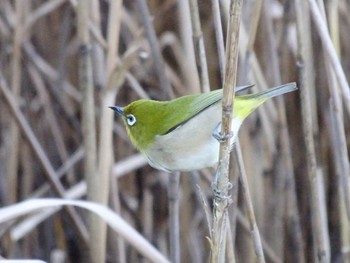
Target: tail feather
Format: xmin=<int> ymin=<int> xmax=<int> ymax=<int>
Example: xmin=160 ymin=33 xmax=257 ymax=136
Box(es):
xmin=241 ymin=82 xmax=297 ymax=100
xmin=234 ymin=82 xmax=297 ymax=119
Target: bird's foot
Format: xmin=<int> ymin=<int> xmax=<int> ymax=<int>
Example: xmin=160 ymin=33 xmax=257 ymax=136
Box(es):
xmin=212 ymin=123 xmax=233 ymax=143
xmin=211 ymin=179 xmax=233 ymax=203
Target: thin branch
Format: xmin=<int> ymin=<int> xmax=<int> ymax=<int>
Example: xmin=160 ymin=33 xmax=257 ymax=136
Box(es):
xmin=235 ymin=142 xmax=266 ymax=262
xmin=189 ymin=0 xmax=210 ymax=92
xmin=211 ymin=0 xmax=243 ymax=262
xmin=168 ymin=172 xmax=181 ymax=263
xmin=7 ymin=0 xmax=23 ymax=204
xmin=211 ymin=0 xmax=225 ymax=82
xmin=295 ymin=0 xmax=330 ymax=261
xmin=77 ymin=0 xmax=99 ymax=262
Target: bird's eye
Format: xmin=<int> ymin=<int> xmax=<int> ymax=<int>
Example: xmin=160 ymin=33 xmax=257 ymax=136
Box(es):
xmin=126 ymin=114 xmax=136 ymax=126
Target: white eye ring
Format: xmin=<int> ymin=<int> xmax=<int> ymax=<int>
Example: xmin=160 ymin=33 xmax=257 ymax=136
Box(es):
xmin=126 ymin=114 xmax=136 ymax=126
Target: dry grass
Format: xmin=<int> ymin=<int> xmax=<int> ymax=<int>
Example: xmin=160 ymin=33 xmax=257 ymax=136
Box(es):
xmin=0 ymin=0 xmax=350 ymax=262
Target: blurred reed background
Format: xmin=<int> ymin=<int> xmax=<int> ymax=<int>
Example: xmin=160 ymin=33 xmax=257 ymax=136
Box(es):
xmin=0 ymin=0 xmax=349 ymax=262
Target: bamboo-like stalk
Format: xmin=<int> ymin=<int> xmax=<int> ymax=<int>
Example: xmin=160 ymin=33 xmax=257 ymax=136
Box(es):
xmin=90 ymin=0 xmax=105 ymax=89
xmin=319 ymin=0 xmax=350 ymax=251
xmin=294 ymin=0 xmax=330 ymax=261
xmin=260 ymin=3 xmax=304 ymax=260
xmin=7 ymin=0 xmax=23 ymax=205
xmin=234 ymin=141 xmax=266 ymax=263
xmin=88 ymin=0 xmax=123 ymax=262
xmin=168 ymin=172 xmax=181 ymax=263
xmin=188 ymin=0 xmax=210 ymax=93
xmin=76 ymin=0 xmax=98 ymax=262
xmin=211 ymin=0 xmax=225 ymax=82
xmin=212 ymin=1 xmax=242 ymax=260
xmin=246 ymin=0 xmax=262 ymax=56
xmin=259 ymin=3 xmax=286 ymax=257
xmin=314 ymin=0 xmax=350 ymax=222
xmin=177 ymin=0 xmax=200 ymax=93
xmin=211 ymin=0 xmax=243 ymax=262
xmin=110 ymin=175 xmax=127 ymax=263
xmin=274 ymin=8 xmax=304 ymax=263
xmin=327 ymin=0 xmax=350 ymax=254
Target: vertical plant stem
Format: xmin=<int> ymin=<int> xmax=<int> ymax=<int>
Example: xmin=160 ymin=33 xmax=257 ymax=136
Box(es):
xmin=188 ymin=0 xmax=210 ymax=92
xmin=90 ymin=0 xmax=105 ymax=89
xmin=212 ymin=1 xmax=239 ymax=259
xmin=168 ymin=172 xmax=181 ymax=263
xmin=317 ymin=0 xmax=350 ymax=222
xmin=246 ymin=0 xmax=262 ymax=54
xmin=262 ymin=3 xmax=304 ymax=260
xmin=110 ymin=176 xmax=127 ymax=263
xmin=234 ymin=142 xmax=266 ymax=263
xmin=211 ymin=0 xmax=225 ymax=83
xmin=326 ymin=0 xmax=350 ymax=253
xmin=91 ymin=0 xmax=123 ymax=262
xmin=7 ymin=0 xmax=23 ymax=204
xmin=295 ymin=0 xmax=330 ymax=261
xmin=211 ymin=0 xmax=243 ymax=262
xmin=77 ymin=0 xmax=97 ymax=261
xmin=135 ymin=0 xmax=173 ymax=99
xmin=177 ymin=0 xmax=200 ymax=93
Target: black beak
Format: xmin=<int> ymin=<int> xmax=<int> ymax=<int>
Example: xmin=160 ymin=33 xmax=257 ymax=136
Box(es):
xmin=109 ymin=106 xmax=125 ymax=117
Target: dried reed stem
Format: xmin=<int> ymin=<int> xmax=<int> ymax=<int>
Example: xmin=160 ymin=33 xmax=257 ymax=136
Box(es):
xmin=316 ymin=0 xmax=350 ymax=222
xmin=295 ymin=0 xmax=330 ymax=261
xmin=235 ymin=141 xmax=266 ymax=263
xmin=189 ymin=0 xmax=210 ymax=92
xmin=168 ymin=172 xmax=181 ymax=263
xmin=89 ymin=0 xmax=123 ymax=262
xmin=211 ymin=0 xmax=243 ymax=262
xmin=77 ymin=0 xmax=98 ymax=261
xmin=177 ymin=0 xmax=200 ymax=93
xmin=7 ymin=0 xmax=23 ymax=204
xmin=211 ymin=0 xmax=225 ymax=82
xmin=261 ymin=4 xmax=303 ymax=260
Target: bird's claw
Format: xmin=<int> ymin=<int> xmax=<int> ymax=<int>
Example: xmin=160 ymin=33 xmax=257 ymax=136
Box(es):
xmin=212 ymin=122 xmax=233 ymax=143
xmin=211 ymin=181 xmax=233 ymax=203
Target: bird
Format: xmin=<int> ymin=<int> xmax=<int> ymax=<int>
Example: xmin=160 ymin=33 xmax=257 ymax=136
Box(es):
xmin=110 ymin=83 xmax=297 ymax=172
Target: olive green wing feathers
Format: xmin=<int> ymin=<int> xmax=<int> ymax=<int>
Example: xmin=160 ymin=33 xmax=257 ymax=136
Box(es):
xmin=158 ymin=84 xmax=256 ymax=135
xmin=160 ymin=89 xmax=223 ymax=135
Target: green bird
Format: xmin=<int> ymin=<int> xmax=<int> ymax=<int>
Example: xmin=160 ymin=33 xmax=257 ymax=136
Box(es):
xmin=110 ymin=83 xmax=297 ymax=172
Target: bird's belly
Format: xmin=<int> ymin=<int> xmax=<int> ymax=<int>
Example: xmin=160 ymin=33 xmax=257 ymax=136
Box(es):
xmin=146 ymin=129 xmax=220 ymax=172
xmin=144 ymin=104 xmax=242 ymax=172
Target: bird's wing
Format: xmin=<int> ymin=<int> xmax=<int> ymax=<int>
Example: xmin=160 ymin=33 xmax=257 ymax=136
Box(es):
xmin=161 ymin=89 xmax=223 ymax=135
xmin=159 ymin=84 xmax=256 ymax=135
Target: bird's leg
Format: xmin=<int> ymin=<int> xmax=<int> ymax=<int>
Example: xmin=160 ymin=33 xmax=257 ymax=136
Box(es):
xmin=212 ymin=122 xmax=233 ymax=143
xmin=211 ymin=123 xmax=234 ymax=201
